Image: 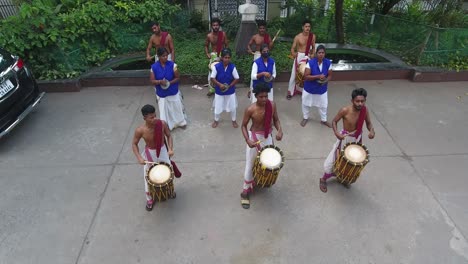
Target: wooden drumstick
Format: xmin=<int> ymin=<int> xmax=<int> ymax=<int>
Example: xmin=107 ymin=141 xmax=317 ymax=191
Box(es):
xmin=144 ymin=161 xmax=159 ymax=164
xmin=271 ymin=29 xmax=281 ymax=43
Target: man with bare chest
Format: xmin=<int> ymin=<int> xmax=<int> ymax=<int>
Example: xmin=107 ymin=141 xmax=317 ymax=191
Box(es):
xmin=205 ymin=18 xmax=229 ymax=96
xmin=132 ymin=105 xmax=175 ymax=211
xmin=319 ymin=88 xmax=375 ymax=193
xmin=240 ymin=82 xmax=283 ymax=209
xmin=146 ymin=22 xmax=175 ymax=62
xmin=287 ymin=19 xmax=316 ymax=100
xmin=247 ymin=20 xmax=273 ymax=59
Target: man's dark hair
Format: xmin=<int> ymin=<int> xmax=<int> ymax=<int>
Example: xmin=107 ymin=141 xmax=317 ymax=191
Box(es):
xmin=302 ymin=19 xmax=311 ymax=26
xmin=260 ymin=43 xmax=269 ymax=52
xmin=211 ymin=17 xmax=221 ymax=25
xmin=352 ymin=88 xmax=368 ymax=99
xmin=157 ymin=47 xmax=168 ymax=57
xmin=221 ymin=48 xmax=232 ymax=57
xmin=253 ymin=82 xmax=271 ymax=95
xmin=141 ymin=104 xmax=156 ymax=117
xmin=316 ymin=44 xmax=326 ymax=53
xmin=257 ymin=20 xmax=267 ymax=27
xmin=151 ymin=21 xmax=160 ymax=26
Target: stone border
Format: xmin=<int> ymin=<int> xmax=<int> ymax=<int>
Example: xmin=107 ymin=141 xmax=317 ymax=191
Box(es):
xmin=36 ymin=45 xmax=467 ymax=93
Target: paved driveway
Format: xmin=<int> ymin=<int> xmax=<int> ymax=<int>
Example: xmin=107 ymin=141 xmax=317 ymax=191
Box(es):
xmin=1 ymin=80 xmax=467 ymax=264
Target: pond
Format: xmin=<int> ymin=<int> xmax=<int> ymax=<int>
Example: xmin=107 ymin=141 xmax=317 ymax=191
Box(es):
xmin=326 ymin=48 xmax=389 ymax=63
xmin=108 ymin=47 xmax=391 ymax=71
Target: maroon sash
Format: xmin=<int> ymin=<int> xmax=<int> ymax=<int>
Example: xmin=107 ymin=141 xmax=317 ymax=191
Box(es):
xmin=355 ymin=106 xmax=367 ymax=142
xmin=264 ymin=100 xmax=273 ymax=138
xmin=304 ymin=33 xmax=314 ymax=56
xmin=264 ymin=33 xmax=271 ymax=44
xmin=160 ymin=32 xmax=168 ymax=47
xmin=153 ymin=119 xmax=163 ymax=158
xmin=154 ymin=120 xmax=182 ymax=178
xmin=216 ymin=31 xmax=224 ymax=54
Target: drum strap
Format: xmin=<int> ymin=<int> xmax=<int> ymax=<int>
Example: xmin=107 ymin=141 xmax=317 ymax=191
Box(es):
xmin=216 ymin=31 xmax=224 ymax=55
xmin=160 ymin=32 xmax=168 ymax=48
xmin=154 ymin=119 xmax=164 ymax=158
xmin=305 ymin=33 xmax=313 ymax=56
xmin=264 ymin=100 xmax=272 ymax=138
xmin=355 ymin=106 xmax=367 ymax=143
xmin=264 ymin=33 xmax=270 ymax=44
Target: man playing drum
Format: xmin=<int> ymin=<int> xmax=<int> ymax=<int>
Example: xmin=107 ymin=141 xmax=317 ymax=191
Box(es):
xmin=146 ymin=21 xmax=175 ymax=62
xmin=301 ymin=45 xmax=332 ymax=128
xmin=250 ymin=44 xmax=276 ymax=103
xmin=241 ymin=82 xmax=283 ymax=209
xmin=319 ymin=88 xmax=375 ymax=193
xmin=247 ymin=20 xmax=273 ymax=99
xmin=150 ymin=47 xmax=187 ymax=130
xmin=132 ymin=105 xmax=176 ymax=211
xmin=287 ymin=19 xmax=316 ymax=100
xmin=205 ymin=18 xmax=229 ymax=97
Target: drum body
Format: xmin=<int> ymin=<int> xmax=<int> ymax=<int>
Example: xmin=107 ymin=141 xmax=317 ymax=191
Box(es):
xmin=253 ymin=145 xmax=285 ymax=187
xmin=333 ymin=142 xmax=370 ymax=185
xmin=208 ymin=58 xmax=220 ymax=89
xmin=295 ymin=58 xmax=308 ymax=88
xmin=145 ymin=162 xmax=175 ymax=202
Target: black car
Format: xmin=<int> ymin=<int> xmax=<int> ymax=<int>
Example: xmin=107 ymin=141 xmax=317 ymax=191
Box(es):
xmin=0 ymin=48 xmax=45 ymax=139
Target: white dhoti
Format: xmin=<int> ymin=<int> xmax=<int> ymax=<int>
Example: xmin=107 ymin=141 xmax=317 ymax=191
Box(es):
xmin=323 ymin=130 xmax=359 ymax=176
xmin=243 ymin=131 xmax=273 ymax=193
xmin=213 ymin=93 xmax=238 ymax=121
xmin=288 ymin=52 xmax=307 ymax=96
xmin=142 ymin=145 xmax=171 ymax=202
xmin=157 ymin=91 xmax=187 ymax=130
xmin=302 ymin=90 xmax=328 ymax=121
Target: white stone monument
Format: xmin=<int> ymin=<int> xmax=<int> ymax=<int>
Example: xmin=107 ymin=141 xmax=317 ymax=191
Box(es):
xmin=235 ymin=0 xmax=260 ymax=55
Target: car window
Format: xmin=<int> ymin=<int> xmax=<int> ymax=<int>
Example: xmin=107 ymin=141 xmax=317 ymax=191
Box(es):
xmin=0 ymin=49 xmax=14 ymax=72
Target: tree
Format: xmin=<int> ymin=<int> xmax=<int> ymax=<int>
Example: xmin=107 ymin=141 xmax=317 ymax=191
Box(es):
xmin=335 ymin=0 xmax=344 ymax=44
xmin=368 ymin=0 xmax=404 ymax=15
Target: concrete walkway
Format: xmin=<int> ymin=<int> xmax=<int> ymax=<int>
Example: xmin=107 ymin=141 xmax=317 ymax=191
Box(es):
xmin=1 ymin=80 xmax=467 ymax=264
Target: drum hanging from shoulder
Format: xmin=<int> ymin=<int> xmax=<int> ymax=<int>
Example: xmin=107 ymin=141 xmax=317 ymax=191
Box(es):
xmin=253 ymin=145 xmax=285 ymax=188
xmin=145 ymin=162 xmax=175 ymax=202
xmin=333 ymin=142 xmax=370 ymax=185
xmin=295 ymin=58 xmax=308 ymax=88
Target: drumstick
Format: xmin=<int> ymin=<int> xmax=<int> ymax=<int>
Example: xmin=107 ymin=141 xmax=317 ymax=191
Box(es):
xmin=271 ymin=29 xmax=281 ymax=43
xmin=144 ymin=161 xmax=159 ymax=164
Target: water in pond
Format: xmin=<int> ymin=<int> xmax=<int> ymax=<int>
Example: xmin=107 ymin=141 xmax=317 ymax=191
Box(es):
xmin=110 ymin=49 xmax=389 ymax=70
xmin=327 ymin=49 xmax=389 ymax=63
xmin=111 ymin=60 xmax=153 ymax=71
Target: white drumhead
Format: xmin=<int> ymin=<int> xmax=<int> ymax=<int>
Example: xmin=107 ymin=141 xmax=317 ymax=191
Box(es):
xmin=259 ymin=148 xmax=282 ymax=169
xmin=344 ymin=144 xmax=367 ymax=163
xmin=149 ymin=164 xmax=171 ymax=184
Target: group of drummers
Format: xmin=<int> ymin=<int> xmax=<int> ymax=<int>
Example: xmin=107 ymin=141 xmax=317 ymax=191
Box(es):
xmin=132 ymin=19 xmax=375 ymax=211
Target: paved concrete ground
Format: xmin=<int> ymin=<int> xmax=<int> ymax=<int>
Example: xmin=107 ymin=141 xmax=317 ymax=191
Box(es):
xmin=1 ymin=80 xmax=467 ymax=264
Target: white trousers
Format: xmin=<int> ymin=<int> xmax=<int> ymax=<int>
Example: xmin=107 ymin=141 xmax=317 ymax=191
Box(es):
xmin=302 ymin=104 xmax=327 ymax=121
xmin=243 ymin=131 xmax=273 ymax=193
xmin=157 ymin=91 xmax=187 ymax=130
xmin=213 ymin=93 xmax=237 ymax=121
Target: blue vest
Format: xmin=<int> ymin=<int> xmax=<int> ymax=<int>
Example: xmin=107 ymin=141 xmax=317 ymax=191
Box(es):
xmin=304 ymin=58 xmax=331 ymax=95
xmin=151 ymin=61 xmax=179 ymax=98
xmin=214 ymin=62 xmax=236 ymax=95
xmin=252 ymin=57 xmax=274 ymax=89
